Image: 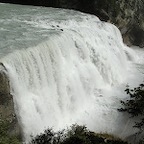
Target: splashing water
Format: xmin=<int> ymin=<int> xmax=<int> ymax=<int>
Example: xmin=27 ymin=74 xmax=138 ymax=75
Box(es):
xmin=0 ymin=3 xmax=144 ymax=142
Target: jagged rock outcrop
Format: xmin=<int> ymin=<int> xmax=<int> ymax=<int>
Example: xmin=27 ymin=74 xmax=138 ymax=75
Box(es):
xmin=0 ymin=63 xmax=21 ymax=138
xmin=114 ymin=0 xmax=144 ymax=48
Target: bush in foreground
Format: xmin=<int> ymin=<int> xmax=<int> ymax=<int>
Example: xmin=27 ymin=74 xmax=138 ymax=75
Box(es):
xmin=118 ymin=84 xmax=144 ymax=143
xmin=118 ymin=84 xmax=144 ymax=132
xmin=30 ymin=124 xmax=128 ymax=144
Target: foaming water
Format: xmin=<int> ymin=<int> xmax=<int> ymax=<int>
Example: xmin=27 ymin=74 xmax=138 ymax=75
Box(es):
xmin=1 ymin=30 xmax=129 ymax=141
xmin=0 ymin=4 xmax=144 ymax=143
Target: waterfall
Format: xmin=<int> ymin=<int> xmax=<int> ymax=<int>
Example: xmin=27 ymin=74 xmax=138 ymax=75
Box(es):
xmin=0 ymin=3 xmax=142 ymax=142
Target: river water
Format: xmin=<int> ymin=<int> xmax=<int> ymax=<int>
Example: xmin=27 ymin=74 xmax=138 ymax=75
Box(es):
xmin=0 ymin=3 xmax=144 ymax=142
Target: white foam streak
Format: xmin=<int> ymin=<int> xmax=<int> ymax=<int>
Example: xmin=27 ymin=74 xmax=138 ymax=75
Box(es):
xmin=1 ymin=14 xmax=141 ymax=142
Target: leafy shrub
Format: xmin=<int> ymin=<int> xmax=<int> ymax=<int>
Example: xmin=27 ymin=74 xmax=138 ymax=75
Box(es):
xmin=118 ymin=84 xmax=144 ymax=131
xmin=118 ymin=84 xmax=144 ymax=143
xmin=30 ymin=124 xmax=128 ymax=144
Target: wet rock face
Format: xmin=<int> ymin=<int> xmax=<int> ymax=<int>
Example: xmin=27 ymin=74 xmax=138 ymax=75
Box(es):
xmin=129 ymin=26 xmax=144 ymax=48
xmin=0 ymin=64 xmax=21 ymax=138
xmin=114 ymin=0 xmax=144 ymax=48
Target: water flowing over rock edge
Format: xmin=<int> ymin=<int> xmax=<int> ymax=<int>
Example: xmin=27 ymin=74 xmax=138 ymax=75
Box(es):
xmin=0 ymin=4 xmax=144 ymax=143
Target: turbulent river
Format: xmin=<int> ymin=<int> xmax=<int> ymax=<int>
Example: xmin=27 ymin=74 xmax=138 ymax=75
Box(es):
xmin=0 ymin=3 xmax=144 ymax=142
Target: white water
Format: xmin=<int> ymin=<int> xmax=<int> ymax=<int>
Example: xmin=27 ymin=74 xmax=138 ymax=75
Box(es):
xmin=0 ymin=3 xmax=144 ymax=143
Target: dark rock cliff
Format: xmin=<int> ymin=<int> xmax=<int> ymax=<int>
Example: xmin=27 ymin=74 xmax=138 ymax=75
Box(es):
xmin=0 ymin=63 xmax=21 ymax=139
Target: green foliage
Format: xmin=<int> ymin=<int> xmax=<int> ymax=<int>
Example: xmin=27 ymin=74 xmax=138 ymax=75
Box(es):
xmin=30 ymin=128 xmax=64 ymax=144
xmin=0 ymin=119 xmax=21 ymax=144
xmin=118 ymin=84 xmax=144 ymax=144
xmin=30 ymin=124 xmax=128 ymax=144
xmin=118 ymin=84 xmax=144 ymax=131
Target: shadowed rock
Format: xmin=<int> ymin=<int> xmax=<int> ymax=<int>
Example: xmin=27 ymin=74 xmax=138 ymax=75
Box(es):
xmin=0 ymin=63 xmax=21 ymax=139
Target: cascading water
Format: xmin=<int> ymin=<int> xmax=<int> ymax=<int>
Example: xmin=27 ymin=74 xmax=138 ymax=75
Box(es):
xmin=0 ymin=3 xmax=144 ymax=143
